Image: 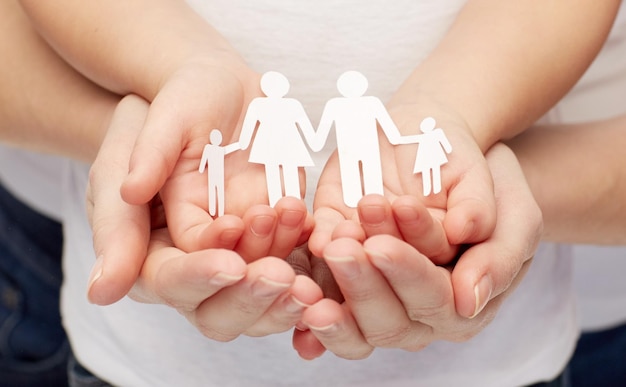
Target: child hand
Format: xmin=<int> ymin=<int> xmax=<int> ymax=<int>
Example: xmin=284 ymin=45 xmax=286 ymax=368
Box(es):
xmin=114 ymin=63 xmax=311 ymax=259
xmin=87 ymin=95 xmax=314 ymax=307
xmin=310 ymin=103 xmax=497 ymax=265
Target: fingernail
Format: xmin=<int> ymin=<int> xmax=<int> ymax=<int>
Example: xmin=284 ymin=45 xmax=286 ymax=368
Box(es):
xmin=295 ymin=322 xmax=309 ymax=331
xmin=364 ymin=248 xmax=392 ymax=271
xmin=470 ymin=275 xmax=493 ymax=319
xmin=209 ymin=272 xmax=245 ymax=287
xmin=358 ymin=205 xmax=386 ymax=227
xmin=219 ymin=228 xmax=242 ymax=245
xmin=393 ymin=205 xmax=419 ymax=224
xmin=283 ymin=294 xmax=310 ymax=314
xmin=324 ymin=255 xmax=361 ymax=279
xmin=87 ymin=255 xmax=104 ymax=292
xmin=251 ymin=276 xmax=290 ymax=297
xmin=308 ymin=322 xmax=338 ymax=333
xmin=251 ymin=215 xmax=276 ymax=237
xmin=279 ymin=210 xmax=305 ymax=228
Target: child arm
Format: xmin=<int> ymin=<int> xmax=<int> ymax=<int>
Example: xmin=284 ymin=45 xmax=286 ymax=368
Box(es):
xmin=391 ymin=0 xmax=620 ymax=150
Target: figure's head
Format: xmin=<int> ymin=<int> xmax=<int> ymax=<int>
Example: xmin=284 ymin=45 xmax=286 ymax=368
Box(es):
xmin=420 ymin=117 xmax=436 ymax=133
xmin=337 ymin=71 xmax=368 ymax=97
xmin=210 ymin=129 xmax=223 ymax=145
xmin=260 ymin=71 xmax=290 ymax=98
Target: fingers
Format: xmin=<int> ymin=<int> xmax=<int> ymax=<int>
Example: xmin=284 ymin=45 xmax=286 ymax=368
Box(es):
xmin=441 ymin=131 xmax=497 ymax=245
xmin=310 ymin=207 xmax=364 ymax=258
xmin=443 ymin=158 xmax=496 ymax=245
xmin=301 ymin=299 xmax=374 ymax=360
xmin=319 ymin=238 xmax=429 ymax=351
xmin=235 ymin=205 xmax=278 ymax=262
xmin=188 ymin=257 xmax=298 ymax=342
xmin=267 ymin=197 xmax=309 ymax=258
xmin=120 ymin=95 xmax=184 ymax=205
xmin=363 ymin=235 xmax=454 ymax=326
xmin=292 ymin=327 xmax=328 ymax=360
xmin=451 ymin=143 xmax=542 ymax=319
xmin=87 ymin=95 xmax=151 ymax=305
xmin=357 ymin=194 xmax=402 ymax=237
xmin=133 ymin=233 xmax=320 ymax=341
xmin=391 ymin=195 xmax=457 ymax=264
xmin=309 ymin=207 xmax=344 ymax=257
xmin=246 ymin=275 xmax=323 ymax=337
xmin=357 ymin=194 xmax=457 ymax=264
xmin=132 ymin=230 xmax=247 ymax=307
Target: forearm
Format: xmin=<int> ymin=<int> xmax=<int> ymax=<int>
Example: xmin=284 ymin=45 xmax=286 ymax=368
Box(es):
xmin=392 ymin=0 xmax=619 ymax=151
xmin=18 ymin=0 xmax=248 ymax=99
xmin=508 ymin=117 xmax=626 ymax=244
xmin=0 ymin=0 xmax=118 ymax=162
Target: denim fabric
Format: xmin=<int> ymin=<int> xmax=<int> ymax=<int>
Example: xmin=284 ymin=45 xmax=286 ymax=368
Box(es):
xmin=0 ymin=183 xmax=69 ymax=387
xmin=67 ymin=353 xmax=111 ymax=387
xmin=569 ymin=323 xmax=626 ymax=387
xmin=526 ymin=367 xmax=571 ymax=387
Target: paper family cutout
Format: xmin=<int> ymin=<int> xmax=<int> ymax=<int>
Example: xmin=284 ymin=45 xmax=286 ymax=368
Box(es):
xmin=199 ymin=70 xmax=452 ymax=215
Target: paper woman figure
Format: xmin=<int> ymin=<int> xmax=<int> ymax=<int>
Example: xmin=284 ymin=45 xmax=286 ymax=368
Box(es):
xmin=404 ymin=117 xmax=452 ymax=196
xmin=239 ymin=71 xmax=317 ymax=207
xmin=312 ymin=70 xmax=404 ymax=207
xmin=198 ymin=129 xmax=240 ymax=217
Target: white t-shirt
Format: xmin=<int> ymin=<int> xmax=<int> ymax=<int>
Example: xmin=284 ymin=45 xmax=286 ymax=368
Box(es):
xmin=0 ymin=144 xmax=65 ymax=222
xmin=61 ymin=2 xmax=578 ymax=386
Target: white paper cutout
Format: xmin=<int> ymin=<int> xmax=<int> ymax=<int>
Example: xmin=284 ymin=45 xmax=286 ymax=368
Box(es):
xmin=313 ymin=70 xmax=405 ymax=207
xmin=198 ymin=129 xmax=240 ymax=217
xmin=239 ymin=71 xmax=317 ymax=207
xmin=402 ymin=117 xmax=452 ymax=196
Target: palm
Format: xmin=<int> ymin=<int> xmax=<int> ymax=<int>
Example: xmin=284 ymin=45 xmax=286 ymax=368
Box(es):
xmin=310 ymin=104 xmax=495 ymax=265
xmin=153 ymin=68 xmax=309 ymax=258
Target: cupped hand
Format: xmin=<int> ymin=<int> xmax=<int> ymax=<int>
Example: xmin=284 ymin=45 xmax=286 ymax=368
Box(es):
xmin=310 ymin=102 xmax=496 ymax=265
xmin=295 ymin=142 xmax=541 ymax=360
xmin=117 ymin=60 xmax=311 ymax=258
xmin=87 ymin=95 xmax=313 ymax=307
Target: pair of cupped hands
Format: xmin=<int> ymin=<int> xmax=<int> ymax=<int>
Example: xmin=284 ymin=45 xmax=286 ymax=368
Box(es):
xmin=86 ymin=66 xmax=541 ymax=360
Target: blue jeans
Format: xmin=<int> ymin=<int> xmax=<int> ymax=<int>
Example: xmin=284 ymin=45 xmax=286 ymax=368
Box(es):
xmin=568 ymin=323 xmax=626 ymax=387
xmin=0 ymin=183 xmax=69 ymax=387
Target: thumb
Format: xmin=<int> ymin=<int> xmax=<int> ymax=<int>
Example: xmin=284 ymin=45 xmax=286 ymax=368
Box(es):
xmin=87 ymin=94 xmax=152 ymax=305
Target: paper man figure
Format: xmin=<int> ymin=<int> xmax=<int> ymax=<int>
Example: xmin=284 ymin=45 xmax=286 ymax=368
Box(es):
xmin=403 ymin=117 xmax=452 ymax=196
xmin=311 ymin=70 xmax=405 ymax=207
xmin=239 ymin=71 xmax=317 ymax=207
xmin=198 ymin=129 xmax=240 ymax=217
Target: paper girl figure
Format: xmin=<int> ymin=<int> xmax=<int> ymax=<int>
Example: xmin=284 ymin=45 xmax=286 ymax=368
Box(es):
xmin=404 ymin=117 xmax=452 ymax=196
xmin=312 ymin=70 xmax=405 ymax=207
xmin=198 ymin=129 xmax=240 ymax=217
xmin=239 ymin=71 xmax=317 ymax=207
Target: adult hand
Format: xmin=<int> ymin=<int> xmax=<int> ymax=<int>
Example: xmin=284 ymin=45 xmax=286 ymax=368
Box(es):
xmin=295 ymin=143 xmax=541 ymax=359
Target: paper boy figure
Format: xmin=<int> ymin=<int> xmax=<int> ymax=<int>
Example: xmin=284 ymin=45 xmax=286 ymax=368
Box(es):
xmin=198 ymin=129 xmax=240 ymax=217
xmin=312 ymin=70 xmax=405 ymax=207
xmin=403 ymin=117 xmax=452 ymax=196
xmin=239 ymin=71 xmax=317 ymax=207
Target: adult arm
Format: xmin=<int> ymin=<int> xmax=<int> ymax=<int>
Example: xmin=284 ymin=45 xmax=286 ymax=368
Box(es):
xmin=508 ymin=117 xmax=626 ymax=244
xmin=17 ymin=0 xmax=248 ymax=99
xmin=0 ymin=0 xmax=118 ymax=162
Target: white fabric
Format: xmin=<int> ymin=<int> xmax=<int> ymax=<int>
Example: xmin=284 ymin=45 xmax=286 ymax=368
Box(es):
xmin=0 ymin=144 xmax=65 ymax=222
xmin=61 ymin=2 xmax=579 ymax=386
